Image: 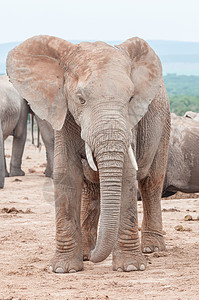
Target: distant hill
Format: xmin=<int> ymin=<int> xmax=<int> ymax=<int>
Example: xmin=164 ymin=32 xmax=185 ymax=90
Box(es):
xmin=1 ymin=40 xmax=199 ymax=75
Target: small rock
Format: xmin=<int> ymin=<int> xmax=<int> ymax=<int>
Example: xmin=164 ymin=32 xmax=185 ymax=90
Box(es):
xmin=25 ymin=208 xmax=33 ymax=214
xmin=175 ymin=225 xmax=184 ymax=231
xmin=40 ymin=163 xmax=47 ymax=167
xmin=13 ymin=178 xmax=22 ymax=182
xmin=28 ymin=168 xmax=36 ymax=173
xmin=184 ymin=215 xmax=193 ymax=221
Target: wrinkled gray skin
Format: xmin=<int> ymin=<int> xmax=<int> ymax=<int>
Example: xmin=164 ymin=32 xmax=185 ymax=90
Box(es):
xmin=0 ymin=75 xmax=54 ymax=189
xmin=162 ymin=112 xmax=199 ymax=197
xmin=7 ymin=35 xmax=170 ymax=273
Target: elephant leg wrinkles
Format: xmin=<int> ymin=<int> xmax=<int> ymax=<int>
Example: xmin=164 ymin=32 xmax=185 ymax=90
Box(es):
xmin=50 ymin=120 xmax=84 ymax=273
xmin=81 ymin=179 xmax=100 ymax=261
xmin=139 ymin=125 xmax=169 ymax=253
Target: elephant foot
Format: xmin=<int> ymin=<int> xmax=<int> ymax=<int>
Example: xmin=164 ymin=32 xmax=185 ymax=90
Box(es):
xmin=5 ymin=170 xmax=9 ymax=177
xmin=0 ymin=180 xmax=5 ymax=189
xmin=9 ymin=168 xmax=25 ymax=177
xmin=82 ymin=236 xmax=96 ymax=261
xmin=0 ymin=174 xmax=5 ymax=188
xmin=49 ymin=252 xmax=83 ymax=273
xmin=44 ymin=167 xmax=53 ymax=178
xmin=112 ymin=250 xmax=147 ymax=272
xmin=141 ymin=231 xmax=166 ymax=253
xmin=44 ymin=170 xmax=53 ymax=178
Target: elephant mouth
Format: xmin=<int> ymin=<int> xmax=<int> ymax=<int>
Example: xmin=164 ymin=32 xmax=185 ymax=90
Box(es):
xmin=85 ymin=142 xmax=138 ymax=172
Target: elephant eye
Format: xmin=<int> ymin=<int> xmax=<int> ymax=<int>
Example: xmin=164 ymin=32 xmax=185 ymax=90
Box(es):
xmin=129 ymin=96 xmax=134 ymax=103
xmin=79 ymin=97 xmax=86 ymax=105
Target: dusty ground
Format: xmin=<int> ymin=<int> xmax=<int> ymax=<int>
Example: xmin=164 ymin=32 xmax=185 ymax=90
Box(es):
xmin=0 ymin=135 xmax=199 ymax=300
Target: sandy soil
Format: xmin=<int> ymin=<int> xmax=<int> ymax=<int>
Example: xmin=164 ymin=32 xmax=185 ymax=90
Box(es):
xmin=0 ymin=135 xmax=199 ymax=300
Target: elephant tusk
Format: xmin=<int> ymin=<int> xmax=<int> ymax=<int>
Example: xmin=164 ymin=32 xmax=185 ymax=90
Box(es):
xmin=85 ymin=143 xmax=98 ymax=172
xmin=128 ymin=145 xmax=138 ymax=171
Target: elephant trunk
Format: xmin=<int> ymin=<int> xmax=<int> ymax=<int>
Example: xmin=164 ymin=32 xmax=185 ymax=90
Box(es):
xmin=0 ymin=122 xmax=5 ymax=188
xmin=88 ymin=128 xmax=128 ymax=263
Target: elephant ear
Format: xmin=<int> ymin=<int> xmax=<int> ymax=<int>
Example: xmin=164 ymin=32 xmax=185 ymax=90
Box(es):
xmin=116 ymin=37 xmax=162 ymax=127
xmin=6 ymin=35 xmax=75 ymax=130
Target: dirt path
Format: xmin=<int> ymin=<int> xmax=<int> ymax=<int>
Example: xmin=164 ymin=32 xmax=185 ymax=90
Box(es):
xmin=0 ymin=137 xmax=199 ymax=300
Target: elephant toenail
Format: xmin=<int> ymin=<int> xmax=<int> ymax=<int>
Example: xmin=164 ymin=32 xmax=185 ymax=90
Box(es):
xmin=83 ymin=255 xmax=89 ymax=261
xmin=69 ymin=269 xmax=76 ymax=273
xmin=154 ymin=247 xmax=159 ymax=252
xmin=127 ymin=265 xmax=137 ymax=271
xmin=140 ymin=264 xmax=146 ymax=271
xmin=55 ymin=267 xmax=64 ymax=273
xmin=49 ymin=266 xmax=53 ymax=272
xmin=143 ymin=247 xmax=152 ymax=253
xmin=117 ymin=268 xmax=123 ymax=272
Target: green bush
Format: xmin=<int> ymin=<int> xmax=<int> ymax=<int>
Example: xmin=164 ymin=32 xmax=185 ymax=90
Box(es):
xmin=164 ymin=74 xmax=199 ymax=115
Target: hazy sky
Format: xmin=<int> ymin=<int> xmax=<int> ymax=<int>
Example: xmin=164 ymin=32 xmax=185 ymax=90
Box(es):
xmin=1 ymin=0 xmax=199 ymax=44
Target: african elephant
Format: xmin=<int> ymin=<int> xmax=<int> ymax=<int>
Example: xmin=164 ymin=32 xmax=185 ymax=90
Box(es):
xmin=7 ymin=35 xmax=170 ymax=273
xmin=184 ymin=111 xmax=199 ymax=121
xmin=162 ymin=112 xmax=199 ymax=197
xmin=0 ymin=75 xmax=54 ymax=189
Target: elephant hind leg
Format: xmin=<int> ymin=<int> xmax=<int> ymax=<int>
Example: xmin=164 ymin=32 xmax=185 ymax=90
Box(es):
xmin=4 ymin=146 xmax=9 ymax=177
xmin=81 ymin=179 xmax=100 ymax=261
xmin=139 ymin=174 xmax=166 ymax=253
xmin=0 ymin=123 xmax=5 ymax=188
xmin=139 ymin=131 xmax=169 ymax=253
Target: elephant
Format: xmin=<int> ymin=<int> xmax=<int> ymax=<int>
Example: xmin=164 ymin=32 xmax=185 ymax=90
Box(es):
xmin=162 ymin=112 xmax=199 ymax=197
xmin=0 ymin=75 xmax=54 ymax=189
xmin=184 ymin=111 xmax=199 ymax=121
xmin=7 ymin=35 xmax=170 ymax=273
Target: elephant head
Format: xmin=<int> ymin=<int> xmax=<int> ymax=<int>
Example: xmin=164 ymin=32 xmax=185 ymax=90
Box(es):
xmin=7 ymin=36 xmax=162 ymax=263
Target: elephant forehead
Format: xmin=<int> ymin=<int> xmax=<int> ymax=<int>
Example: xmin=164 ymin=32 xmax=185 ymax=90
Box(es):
xmin=66 ymin=43 xmax=130 ymax=80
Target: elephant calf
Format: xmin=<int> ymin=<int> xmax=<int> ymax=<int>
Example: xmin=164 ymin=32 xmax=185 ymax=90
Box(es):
xmin=162 ymin=112 xmax=199 ymax=197
xmin=0 ymin=75 xmax=54 ymax=189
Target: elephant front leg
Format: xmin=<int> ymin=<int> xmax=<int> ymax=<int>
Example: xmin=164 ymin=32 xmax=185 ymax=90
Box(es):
xmin=49 ymin=130 xmax=84 ymax=273
xmin=113 ymin=155 xmax=146 ymax=272
xmin=139 ymin=141 xmax=168 ymax=253
xmin=50 ymin=171 xmax=84 ymax=273
xmin=81 ymin=179 xmax=100 ymax=261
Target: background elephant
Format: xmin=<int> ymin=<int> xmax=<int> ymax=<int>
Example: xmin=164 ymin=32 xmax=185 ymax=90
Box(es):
xmin=0 ymin=75 xmax=54 ymax=189
xmin=184 ymin=110 xmax=199 ymax=121
xmin=7 ymin=35 xmax=170 ymax=273
xmin=162 ymin=112 xmax=199 ymax=197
